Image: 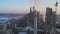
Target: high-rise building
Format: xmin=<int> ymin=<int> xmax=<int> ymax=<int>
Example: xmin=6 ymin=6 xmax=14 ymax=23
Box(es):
xmin=30 ymin=7 xmax=32 ymax=14
xmin=50 ymin=12 xmax=56 ymax=34
xmin=46 ymin=7 xmax=52 ymax=24
xmin=45 ymin=7 xmax=53 ymax=34
xmin=45 ymin=7 xmax=56 ymax=34
xmin=25 ymin=6 xmax=41 ymax=24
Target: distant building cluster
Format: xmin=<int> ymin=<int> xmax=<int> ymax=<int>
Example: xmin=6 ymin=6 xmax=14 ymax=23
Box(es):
xmin=0 ymin=7 xmax=60 ymax=34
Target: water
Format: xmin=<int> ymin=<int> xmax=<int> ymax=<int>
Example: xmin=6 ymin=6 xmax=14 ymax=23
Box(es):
xmin=0 ymin=17 xmax=12 ymax=24
xmin=18 ymin=32 xmax=27 ymax=34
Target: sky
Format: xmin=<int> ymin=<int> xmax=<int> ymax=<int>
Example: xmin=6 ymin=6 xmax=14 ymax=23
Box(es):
xmin=0 ymin=0 xmax=60 ymax=14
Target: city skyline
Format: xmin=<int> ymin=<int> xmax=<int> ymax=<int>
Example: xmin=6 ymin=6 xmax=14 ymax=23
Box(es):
xmin=0 ymin=0 xmax=60 ymax=14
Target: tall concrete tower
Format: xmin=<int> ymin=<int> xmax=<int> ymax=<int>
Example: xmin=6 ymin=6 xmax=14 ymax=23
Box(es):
xmin=34 ymin=11 xmax=37 ymax=34
xmin=33 ymin=6 xmax=37 ymax=34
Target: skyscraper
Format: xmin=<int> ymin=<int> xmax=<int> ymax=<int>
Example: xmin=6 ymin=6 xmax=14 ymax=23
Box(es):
xmin=45 ymin=7 xmax=56 ymax=34
xmin=45 ymin=7 xmax=53 ymax=34
xmin=46 ymin=7 xmax=52 ymax=24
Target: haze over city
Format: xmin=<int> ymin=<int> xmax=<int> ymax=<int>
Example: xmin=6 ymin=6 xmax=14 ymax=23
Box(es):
xmin=0 ymin=0 xmax=60 ymax=34
xmin=0 ymin=0 xmax=60 ymax=14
